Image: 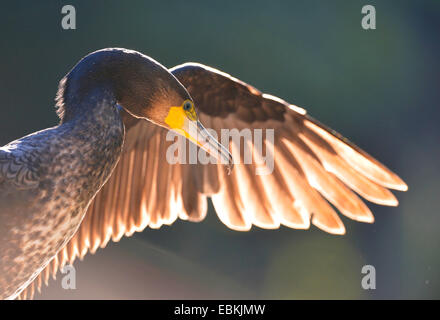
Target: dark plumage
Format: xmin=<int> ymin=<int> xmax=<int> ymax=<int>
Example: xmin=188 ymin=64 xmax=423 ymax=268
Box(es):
xmin=0 ymin=48 xmax=406 ymax=300
xmin=0 ymin=92 xmax=124 ymax=299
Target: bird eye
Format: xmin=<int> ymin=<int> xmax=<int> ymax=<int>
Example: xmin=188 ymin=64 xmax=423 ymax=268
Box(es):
xmin=183 ymin=101 xmax=192 ymax=111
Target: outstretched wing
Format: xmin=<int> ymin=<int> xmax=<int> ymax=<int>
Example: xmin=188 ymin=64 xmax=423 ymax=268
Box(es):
xmin=170 ymin=63 xmax=407 ymax=233
xmin=19 ymin=63 xmax=407 ymax=299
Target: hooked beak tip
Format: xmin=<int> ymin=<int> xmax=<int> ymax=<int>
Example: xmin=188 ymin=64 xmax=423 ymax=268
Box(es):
xmin=185 ymin=119 xmax=235 ymax=173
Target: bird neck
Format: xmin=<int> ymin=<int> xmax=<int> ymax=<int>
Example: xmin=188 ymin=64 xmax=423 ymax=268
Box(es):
xmin=55 ymin=88 xmax=125 ymax=199
xmin=58 ymin=88 xmax=124 ymax=142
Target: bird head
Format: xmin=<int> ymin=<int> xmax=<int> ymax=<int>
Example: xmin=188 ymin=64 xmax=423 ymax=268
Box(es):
xmin=63 ymin=48 xmax=233 ymax=171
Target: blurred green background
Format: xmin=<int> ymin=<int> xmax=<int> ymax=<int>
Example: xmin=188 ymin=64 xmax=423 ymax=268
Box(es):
xmin=0 ymin=0 xmax=438 ymax=299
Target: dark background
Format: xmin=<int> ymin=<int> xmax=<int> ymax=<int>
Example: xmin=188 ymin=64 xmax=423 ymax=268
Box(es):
xmin=0 ymin=1 xmax=438 ymax=299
